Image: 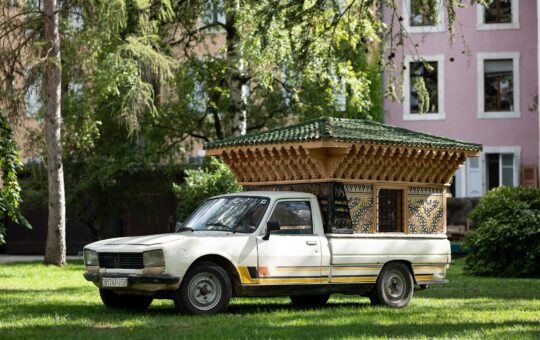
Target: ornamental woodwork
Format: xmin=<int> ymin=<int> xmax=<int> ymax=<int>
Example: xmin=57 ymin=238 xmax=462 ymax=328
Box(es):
xmin=207 ymin=141 xmax=477 ymax=186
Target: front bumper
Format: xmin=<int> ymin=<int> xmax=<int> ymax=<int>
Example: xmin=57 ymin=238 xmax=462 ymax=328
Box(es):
xmin=84 ymin=272 xmax=180 ymax=285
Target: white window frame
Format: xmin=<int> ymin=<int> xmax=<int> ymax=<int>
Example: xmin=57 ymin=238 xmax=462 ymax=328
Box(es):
xmin=477 ymin=52 xmax=520 ymax=119
xmin=477 ymin=0 xmax=519 ymax=31
xmin=481 ymin=146 xmax=521 ymax=190
xmin=402 ymin=0 xmax=445 ymax=33
xmin=403 ymin=54 xmax=445 ymax=121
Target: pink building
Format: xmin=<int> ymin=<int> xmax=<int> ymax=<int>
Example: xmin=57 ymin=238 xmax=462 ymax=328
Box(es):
xmin=384 ymin=0 xmax=539 ymax=197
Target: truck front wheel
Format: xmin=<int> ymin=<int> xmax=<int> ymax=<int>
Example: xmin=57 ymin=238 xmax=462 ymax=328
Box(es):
xmin=174 ymin=262 xmax=232 ymax=315
xmin=371 ymin=262 xmax=413 ymax=308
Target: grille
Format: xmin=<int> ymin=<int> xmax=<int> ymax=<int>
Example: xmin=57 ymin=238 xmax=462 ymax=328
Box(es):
xmin=98 ymin=253 xmax=144 ymax=269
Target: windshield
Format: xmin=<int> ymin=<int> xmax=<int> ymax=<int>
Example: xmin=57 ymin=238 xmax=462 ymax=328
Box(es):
xmin=182 ymin=196 xmax=269 ymax=233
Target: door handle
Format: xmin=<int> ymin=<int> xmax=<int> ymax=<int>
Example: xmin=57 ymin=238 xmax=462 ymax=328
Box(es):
xmin=306 ymin=241 xmax=318 ymax=246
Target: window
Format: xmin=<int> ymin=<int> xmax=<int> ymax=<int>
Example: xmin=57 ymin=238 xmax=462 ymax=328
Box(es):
xmin=461 ymin=147 xmax=520 ymax=197
xmin=477 ymin=52 xmax=520 ymax=118
xmin=403 ymin=54 xmax=445 ymax=120
xmin=477 ymin=0 xmax=519 ymax=30
xmin=330 ymin=64 xmax=347 ymax=112
xmin=486 ymin=153 xmax=515 ymax=190
xmin=410 ymin=61 xmax=438 ymax=113
xmin=269 ymin=201 xmax=313 ymax=235
xmin=485 ymin=0 xmax=512 ymax=23
xmin=182 ymin=196 xmax=269 ymax=233
xmin=484 ymin=59 xmax=513 ymax=112
xmin=25 ymin=81 xmax=41 ymax=118
xmin=402 ymin=0 xmax=444 ymax=33
xmin=201 ymin=0 xmax=226 ymax=30
xmin=377 ymin=189 xmax=404 ymax=233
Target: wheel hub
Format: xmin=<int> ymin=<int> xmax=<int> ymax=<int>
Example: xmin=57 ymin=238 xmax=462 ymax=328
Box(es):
xmin=385 ymin=271 xmax=405 ymax=300
xmin=187 ymin=272 xmax=222 ymax=311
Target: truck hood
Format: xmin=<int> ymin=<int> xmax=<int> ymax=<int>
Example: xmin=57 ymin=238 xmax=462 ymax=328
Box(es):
xmin=88 ymin=231 xmax=235 ymax=248
xmin=95 ymin=233 xmax=187 ymax=246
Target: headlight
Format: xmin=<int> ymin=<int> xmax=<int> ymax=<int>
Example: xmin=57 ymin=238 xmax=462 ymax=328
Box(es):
xmin=84 ymin=250 xmax=99 ymax=266
xmin=143 ymin=250 xmax=165 ymax=267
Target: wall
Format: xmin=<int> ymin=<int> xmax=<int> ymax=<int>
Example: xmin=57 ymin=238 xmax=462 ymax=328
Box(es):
xmin=384 ymin=1 xmax=538 ymax=196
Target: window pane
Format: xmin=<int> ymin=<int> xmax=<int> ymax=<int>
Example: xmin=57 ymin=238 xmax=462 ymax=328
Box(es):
xmin=485 ymin=0 xmax=512 ymax=24
xmin=410 ymin=61 xmax=438 ymax=113
xmin=377 ymin=189 xmax=403 ymax=232
xmin=469 ymin=157 xmax=479 ymax=169
xmin=501 ymin=154 xmax=513 ymax=166
xmin=486 ymin=154 xmax=500 ymax=190
xmin=484 ymin=59 xmax=513 ymax=112
xmin=410 ymin=0 xmax=436 ymax=26
xmin=270 ymin=201 xmax=313 ymax=235
xmin=502 ymin=167 xmax=513 ymax=186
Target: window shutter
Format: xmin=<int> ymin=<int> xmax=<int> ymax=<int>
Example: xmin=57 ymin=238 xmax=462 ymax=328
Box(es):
xmin=467 ymin=157 xmax=482 ymax=197
xmin=521 ymin=165 xmax=538 ymax=187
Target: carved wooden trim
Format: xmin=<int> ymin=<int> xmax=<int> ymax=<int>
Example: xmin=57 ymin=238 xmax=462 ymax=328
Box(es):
xmin=212 ymin=140 xmax=475 ymax=186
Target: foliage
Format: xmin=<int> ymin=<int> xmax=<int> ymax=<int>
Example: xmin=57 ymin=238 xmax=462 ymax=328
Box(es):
xmin=464 ymin=186 xmax=540 ymax=278
xmin=0 ymin=259 xmax=539 ymax=338
xmin=0 ymin=112 xmax=30 ymax=244
xmin=173 ymin=158 xmax=240 ymax=222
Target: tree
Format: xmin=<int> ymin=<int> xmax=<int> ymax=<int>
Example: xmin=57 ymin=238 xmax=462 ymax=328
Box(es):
xmin=42 ymin=0 xmax=66 ymax=265
xmin=173 ymin=157 xmax=240 ymax=222
xmin=0 ymin=0 xmax=176 ymax=264
xmin=0 ymin=112 xmax=30 ymax=244
xmin=148 ymin=0 xmax=490 ymax=157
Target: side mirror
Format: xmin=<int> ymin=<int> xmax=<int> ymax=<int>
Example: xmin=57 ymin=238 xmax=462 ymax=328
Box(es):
xmin=263 ymin=221 xmax=280 ymax=240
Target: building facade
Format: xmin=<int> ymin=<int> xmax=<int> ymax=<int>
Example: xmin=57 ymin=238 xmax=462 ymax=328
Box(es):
xmin=384 ymin=0 xmax=539 ymax=197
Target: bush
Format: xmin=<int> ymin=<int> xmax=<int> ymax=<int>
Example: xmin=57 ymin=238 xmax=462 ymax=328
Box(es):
xmin=464 ymin=186 xmax=540 ymax=277
xmin=173 ymin=158 xmax=240 ymax=222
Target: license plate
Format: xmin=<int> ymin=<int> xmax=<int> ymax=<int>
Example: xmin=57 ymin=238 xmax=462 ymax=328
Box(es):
xmin=102 ymin=277 xmax=128 ymax=288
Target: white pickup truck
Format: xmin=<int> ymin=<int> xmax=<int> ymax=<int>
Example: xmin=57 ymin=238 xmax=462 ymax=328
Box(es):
xmin=83 ymin=191 xmax=450 ymax=314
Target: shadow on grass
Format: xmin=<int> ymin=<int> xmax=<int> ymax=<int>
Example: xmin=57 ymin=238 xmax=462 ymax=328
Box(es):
xmin=1 ymin=293 xmax=539 ymax=338
xmin=1 ymin=316 xmax=539 ymax=339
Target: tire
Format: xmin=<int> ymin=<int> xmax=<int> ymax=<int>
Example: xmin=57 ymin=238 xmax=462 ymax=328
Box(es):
xmin=99 ymin=289 xmax=153 ymax=310
xmin=367 ymin=287 xmax=381 ymax=305
xmin=290 ymin=294 xmax=330 ymax=307
xmin=371 ymin=262 xmax=414 ymax=308
xmin=174 ymin=262 xmax=232 ymax=315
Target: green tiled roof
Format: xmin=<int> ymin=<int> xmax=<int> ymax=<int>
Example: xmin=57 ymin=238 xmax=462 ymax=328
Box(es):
xmin=205 ymin=117 xmax=483 ymax=152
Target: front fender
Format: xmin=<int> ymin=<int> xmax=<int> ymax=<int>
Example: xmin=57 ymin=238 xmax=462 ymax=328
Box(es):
xmin=162 ymin=235 xmax=258 ymax=287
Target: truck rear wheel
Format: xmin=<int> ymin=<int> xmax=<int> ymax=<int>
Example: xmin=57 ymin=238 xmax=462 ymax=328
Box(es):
xmin=371 ymin=262 xmax=413 ymax=308
xmin=99 ymin=289 xmax=153 ymax=310
xmin=174 ymin=262 xmax=232 ymax=315
xmin=290 ymin=294 xmax=330 ymax=307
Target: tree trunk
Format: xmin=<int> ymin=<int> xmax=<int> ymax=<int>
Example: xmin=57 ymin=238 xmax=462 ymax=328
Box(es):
xmin=225 ymin=0 xmax=247 ymax=137
xmin=43 ymin=0 xmax=66 ymax=266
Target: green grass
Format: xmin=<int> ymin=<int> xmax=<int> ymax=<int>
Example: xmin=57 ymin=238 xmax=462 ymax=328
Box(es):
xmin=0 ymin=260 xmax=538 ymax=339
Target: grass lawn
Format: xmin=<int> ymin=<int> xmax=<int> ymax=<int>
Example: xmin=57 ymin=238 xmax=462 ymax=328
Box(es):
xmin=0 ymin=259 xmax=538 ymax=339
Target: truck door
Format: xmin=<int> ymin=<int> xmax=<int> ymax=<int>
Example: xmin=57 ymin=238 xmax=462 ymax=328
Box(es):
xmin=256 ymin=199 xmax=324 ymax=284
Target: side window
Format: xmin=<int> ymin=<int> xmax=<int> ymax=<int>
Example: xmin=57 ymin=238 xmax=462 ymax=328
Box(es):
xmin=377 ymin=189 xmax=404 ymax=233
xmin=269 ymin=201 xmax=313 ymax=235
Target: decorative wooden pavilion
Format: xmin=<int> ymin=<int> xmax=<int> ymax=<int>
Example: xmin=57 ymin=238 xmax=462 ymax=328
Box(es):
xmin=205 ymin=117 xmax=482 ymax=235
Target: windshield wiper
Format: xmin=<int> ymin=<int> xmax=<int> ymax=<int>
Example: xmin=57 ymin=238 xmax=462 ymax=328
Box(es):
xmin=176 ymin=226 xmax=194 ymax=233
xmin=205 ymin=222 xmax=233 ymax=231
